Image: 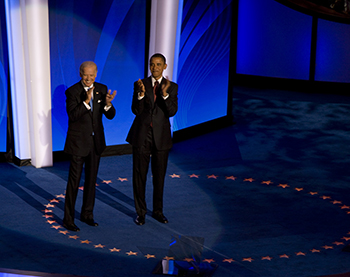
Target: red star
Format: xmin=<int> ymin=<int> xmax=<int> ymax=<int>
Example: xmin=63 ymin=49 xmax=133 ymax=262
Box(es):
xmin=126 ymin=251 xmax=138 ymax=256
xmin=69 ymin=235 xmax=79 ymax=239
xmin=261 ymin=256 xmax=273 ymax=261
xmin=109 ymin=248 xmax=121 ymax=252
xmin=332 ymin=200 xmax=342 ymax=204
xmin=278 ymin=184 xmax=289 ymax=189
xmin=169 ymin=174 xmax=180 ymax=178
xmin=279 ymin=254 xmax=289 ymax=258
xmin=341 ymin=205 xmax=350 ymax=209
xmin=261 ymin=180 xmax=273 ymax=185
xmin=145 ymin=254 xmax=156 ymax=259
xmin=56 ymin=194 xmax=65 ymax=198
xmin=94 ymin=244 xmax=105 ymax=248
xmin=43 ymin=209 xmax=53 ymax=213
xmin=320 ymin=195 xmax=331 ymax=200
xmin=81 ymin=240 xmax=91 ymax=244
xmin=163 ymin=256 xmax=175 ymax=260
xmin=79 ymin=186 xmax=84 ymax=191
xmin=102 ymin=180 xmax=112 ymax=184
xmin=51 ymin=225 xmax=62 ymax=230
xmin=223 ymin=258 xmax=235 ymax=263
xmin=322 ymin=245 xmax=333 ymax=250
xmin=333 ymin=241 xmax=344 ymax=245
xmin=342 ymin=237 xmax=350 ymax=241
xmin=44 ymin=204 xmax=55 ymax=208
xmin=295 ymin=188 xmax=304 ymax=191
xmin=42 ymin=214 xmax=53 ymax=218
xmin=183 ymin=258 xmax=194 ymax=262
xmin=310 ymin=249 xmax=321 ymax=253
xmin=309 ymin=191 xmax=318 ymax=195
xmin=347 ymin=211 xmax=350 ymax=214
xmin=243 ymin=178 xmax=254 ymax=182
xmin=207 ymin=175 xmax=218 ymax=179
xmin=295 ymin=252 xmax=306 ymax=256
xmin=59 ymin=230 xmax=69 ymax=235
xmin=242 ymin=257 xmax=254 ymax=262
xmin=226 ymin=176 xmax=237 ymax=180
xmin=118 ymin=177 xmax=128 ymax=182
xmin=203 ymin=259 xmax=215 ymax=263
xmin=49 ymin=199 xmax=59 ymax=203
xmin=189 ymin=174 xmax=199 ymax=178
xmin=47 ymin=220 xmax=56 ymax=224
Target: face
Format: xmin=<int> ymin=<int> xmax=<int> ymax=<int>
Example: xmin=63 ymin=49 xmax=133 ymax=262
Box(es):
xmin=150 ymin=57 xmax=167 ymax=80
xmin=80 ymin=65 xmax=97 ymax=87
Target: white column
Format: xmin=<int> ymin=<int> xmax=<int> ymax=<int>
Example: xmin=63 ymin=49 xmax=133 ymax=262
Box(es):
xmin=149 ymin=0 xmax=183 ymax=82
xmin=5 ymin=0 xmax=52 ymax=168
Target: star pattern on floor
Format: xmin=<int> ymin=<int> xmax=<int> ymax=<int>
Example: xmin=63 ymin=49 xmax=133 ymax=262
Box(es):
xmin=145 ymin=254 xmax=156 ymax=259
xmin=42 ymin=171 xmax=350 ymax=266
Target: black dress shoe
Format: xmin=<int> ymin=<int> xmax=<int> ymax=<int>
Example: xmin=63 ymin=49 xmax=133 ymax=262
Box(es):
xmin=63 ymin=223 xmax=80 ymax=232
xmin=134 ymin=215 xmax=145 ymax=225
xmin=152 ymin=213 xmax=168 ymax=224
xmin=81 ymin=218 xmax=98 ymax=226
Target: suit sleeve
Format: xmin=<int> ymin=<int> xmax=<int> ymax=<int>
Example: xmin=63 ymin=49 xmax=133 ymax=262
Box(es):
xmin=163 ymin=82 xmax=178 ymax=118
xmin=131 ymin=81 xmax=145 ymax=116
xmin=65 ymin=87 xmax=90 ymax=122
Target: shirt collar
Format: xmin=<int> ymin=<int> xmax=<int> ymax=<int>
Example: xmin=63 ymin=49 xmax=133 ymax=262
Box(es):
xmin=81 ymin=81 xmax=94 ymax=91
xmin=152 ymin=76 xmax=162 ymax=86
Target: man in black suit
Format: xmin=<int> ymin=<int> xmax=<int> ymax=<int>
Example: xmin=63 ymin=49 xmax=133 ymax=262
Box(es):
xmin=126 ymin=53 xmax=178 ymax=225
xmin=63 ymin=61 xmax=116 ymax=232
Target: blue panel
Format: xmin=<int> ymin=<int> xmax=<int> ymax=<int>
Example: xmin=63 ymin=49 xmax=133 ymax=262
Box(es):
xmin=315 ymin=19 xmax=350 ymax=83
xmin=175 ymin=0 xmax=232 ymax=131
xmin=49 ymin=0 xmax=146 ymax=151
xmin=236 ymin=0 xmax=312 ymax=80
xmin=0 ymin=0 xmax=8 ymax=152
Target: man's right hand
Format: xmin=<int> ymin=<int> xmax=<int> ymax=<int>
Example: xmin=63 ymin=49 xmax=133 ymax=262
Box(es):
xmin=85 ymin=86 xmax=94 ymax=104
xmin=137 ymin=79 xmax=145 ymax=97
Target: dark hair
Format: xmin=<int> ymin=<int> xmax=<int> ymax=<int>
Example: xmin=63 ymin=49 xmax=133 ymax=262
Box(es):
xmin=150 ymin=53 xmax=166 ymax=64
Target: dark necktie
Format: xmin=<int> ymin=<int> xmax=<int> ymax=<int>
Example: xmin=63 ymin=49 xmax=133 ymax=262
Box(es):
xmin=153 ymin=81 xmax=159 ymax=102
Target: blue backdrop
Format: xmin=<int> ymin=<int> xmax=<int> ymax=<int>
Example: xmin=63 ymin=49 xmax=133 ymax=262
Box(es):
xmin=236 ymin=0 xmax=312 ymax=80
xmin=315 ymin=19 xmax=350 ymax=82
xmin=1 ymin=0 xmax=350 ymax=153
xmin=174 ymin=0 xmax=233 ymax=131
xmin=0 ymin=0 xmax=8 ymax=152
xmin=49 ymin=0 xmax=146 ymax=151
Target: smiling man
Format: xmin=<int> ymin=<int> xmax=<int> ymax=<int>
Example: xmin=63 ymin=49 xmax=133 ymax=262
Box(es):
xmin=126 ymin=53 xmax=178 ymax=226
xmin=63 ymin=61 xmax=116 ymax=232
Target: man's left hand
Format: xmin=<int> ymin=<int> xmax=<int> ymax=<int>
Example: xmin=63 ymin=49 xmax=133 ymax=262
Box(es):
xmin=106 ymin=89 xmax=117 ymax=106
xmin=161 ymin=78 xmax=170 ymax=97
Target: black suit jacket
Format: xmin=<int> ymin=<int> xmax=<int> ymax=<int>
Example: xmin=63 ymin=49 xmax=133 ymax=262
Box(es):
xmin=64 ymin=81 xmax=116 ymax=156
xmin=126 ymin=76 xmax=178 ymax=150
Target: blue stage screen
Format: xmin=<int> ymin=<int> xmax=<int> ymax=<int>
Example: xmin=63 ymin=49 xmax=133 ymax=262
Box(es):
xmin=174 ymin=0 xmax=232 ymax=131
xmin=236 ymin=0 xmax=312 ymax=80
xmin=49 ymin=0 xmax=146 ymax=151
xmin=315 ymin=19 xmax=350 ymax=83
xmin=0 ymin=0 xmax=8 ymax=152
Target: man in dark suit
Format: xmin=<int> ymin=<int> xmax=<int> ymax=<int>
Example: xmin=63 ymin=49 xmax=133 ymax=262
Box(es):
xmin=63 ymin=61 xmax=116 ymax=232
xmin=126 ymin=53 xmax=178 ymax=225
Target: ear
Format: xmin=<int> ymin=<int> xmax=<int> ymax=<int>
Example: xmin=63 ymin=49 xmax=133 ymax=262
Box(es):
xmin=164 ymin=64 xmax=168 ymax=70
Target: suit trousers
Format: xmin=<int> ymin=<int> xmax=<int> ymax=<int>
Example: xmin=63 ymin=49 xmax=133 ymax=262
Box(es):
xmin=63 ymin=141 xmax=101 ymax=225
xmin=132 ymin=127 xmax=169 ymax=217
